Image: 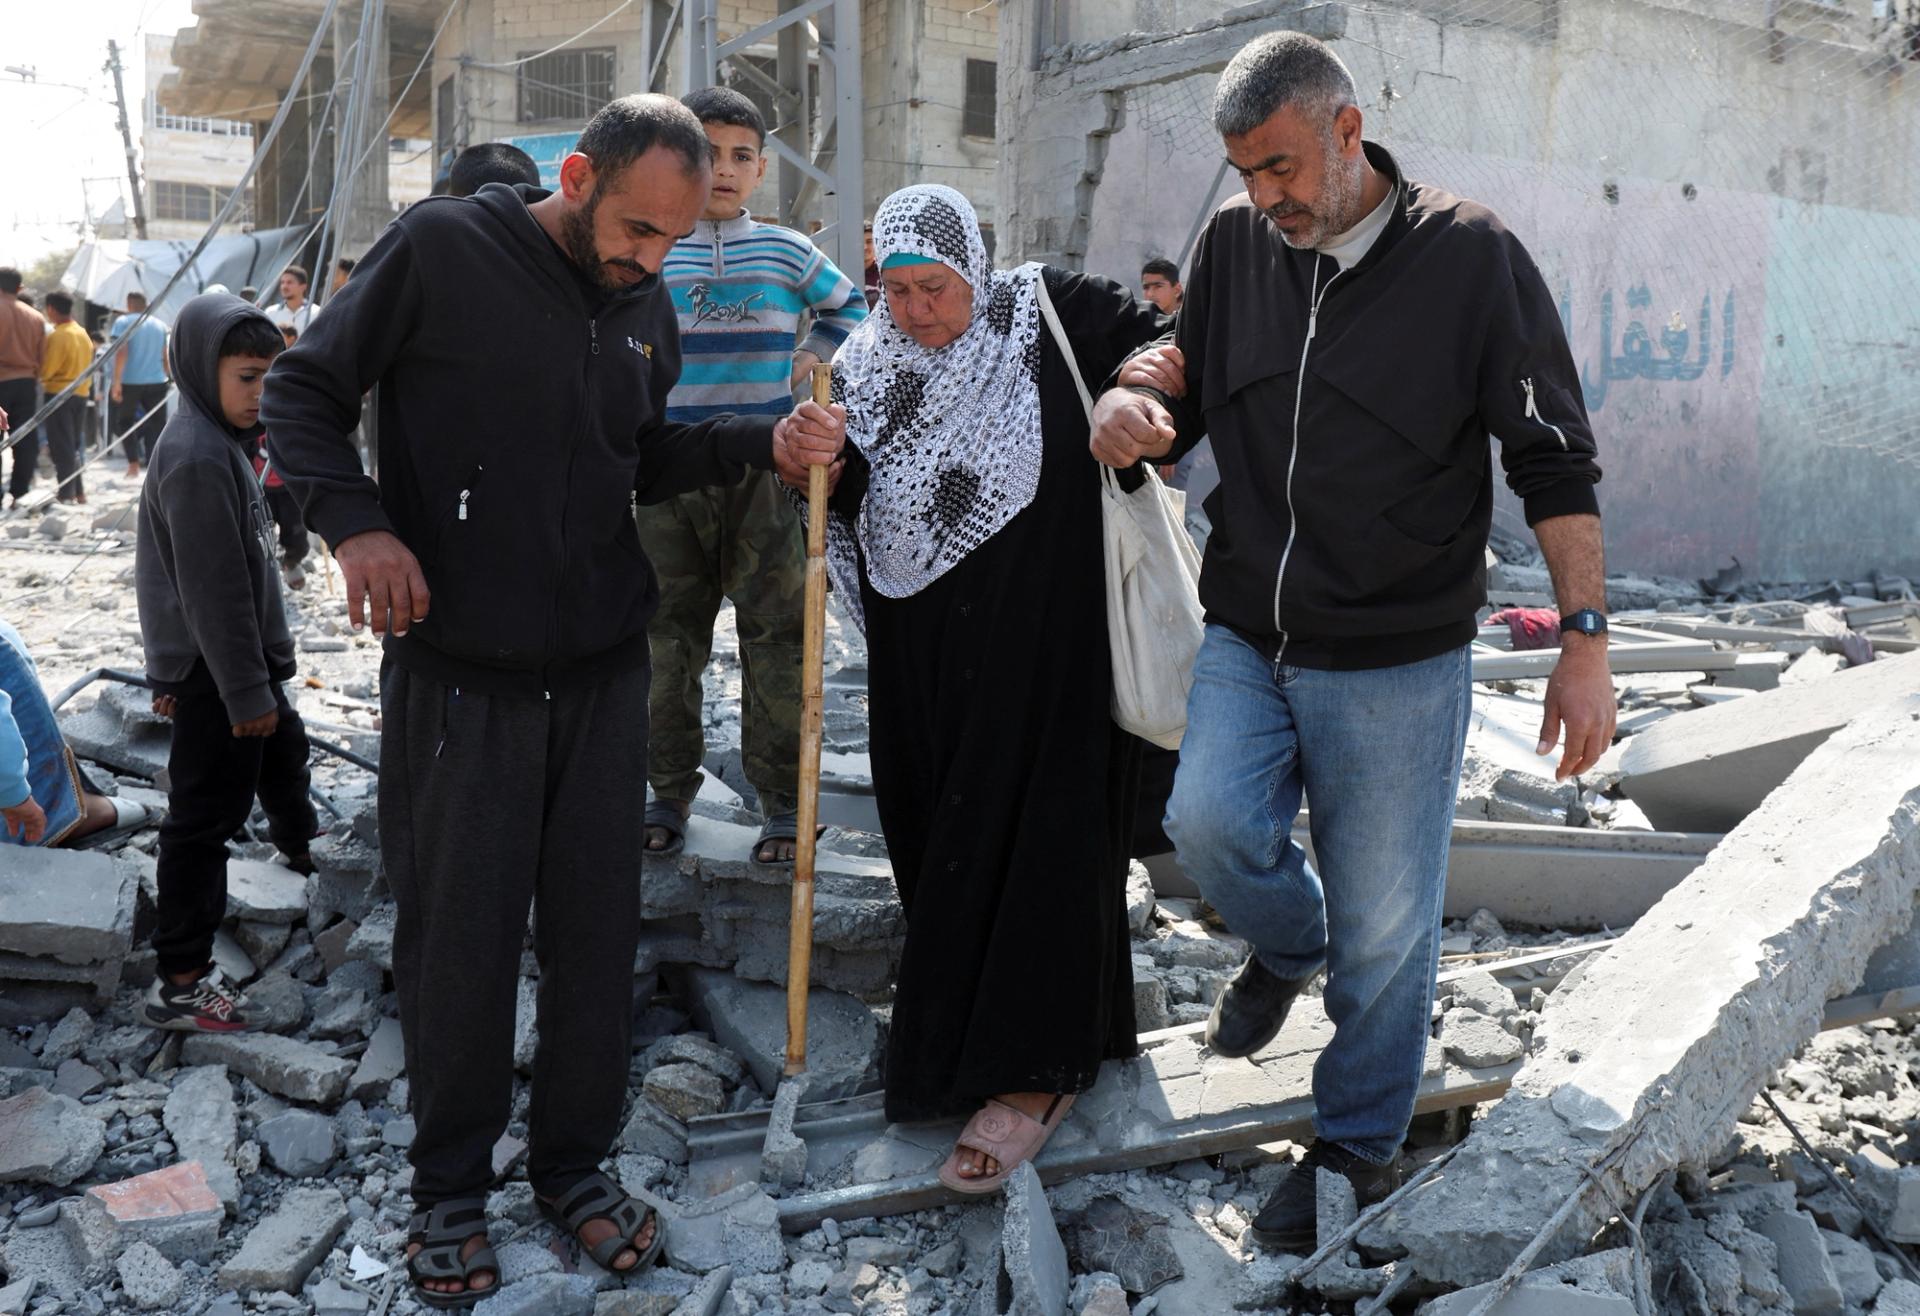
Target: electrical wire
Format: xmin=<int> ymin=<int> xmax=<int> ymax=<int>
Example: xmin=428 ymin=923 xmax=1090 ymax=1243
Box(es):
xmin=460 ymin=0 xmax=636 ymax=68
xmin=0 ymin=0 xmax=344 ymax=458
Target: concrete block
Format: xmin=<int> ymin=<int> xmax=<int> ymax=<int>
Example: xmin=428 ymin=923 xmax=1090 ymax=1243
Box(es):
xmin=114 ymin=1241 xmax=183 ymax=1310
xmin=1821 ymin=1228 xmax=1883 ymax=1308
xmin=682 ymin=967 xmax=879 ymax=1100
xmin=225 ymin=858 xmax=308 ymax=924
xmin=345 ymin=901 xmax=396 ymax=971
xmin=0 ymin=847 xmax=134 ymax=965
xmin=761 ymin=1074 xmax=808 ymax=1189
xmin=646 ymin=1033 xmax=749 ymax=1087
xmin=643 ymin=1063 xmax=725 ymax=1122
xmin=1002 ymin=1163 xmax=1070 ymax=1316
xmin=1755 ymin=1210 xmax=1843 ymax=1315
xmin=663 ymin=1183 xmax=782 ymax=1274
xmin=83 ymin=1161 xmax=224 ymax=1262
xmin=349 ymin=1016 xmax=405 ymax=1100
xmin=162 ymin=1066 xmax=237 ymax=1206
xmin=181 ymin=1033 xmax=353 ymax=1105
xmin=1618 ymin=652 xmax=1920 ymax=831
xmin=58 ymin=683 xmax=171 ymax=780
xmin=0 ymin=1086 xmax=104 ymax=1185
xmin=1419 ymin=1272 xmax=1637 ymax=1316
xmin=0 ymin=1278 xmax=35 ymax=1316
xmin=1876 ymin=1277 xmax=1920 ymax=1316
xmin=258 ymin=1108 xmax=338 ymax=1177
xmin=1848 ymin=1147 xmax=1920 ymax=1242
xmin=473 ymin=1273 xmax=597 ymax=1316
xmin=217 ymin=1185 xmax=348 ymax=1293
xmin=619 ymin=1097 xmax=689 ymax=1165
xmin=1440 ymin=1008 xmax=1525 ymax=1068
xmin=1392 ymin=693 xmax=1920 ymax=1286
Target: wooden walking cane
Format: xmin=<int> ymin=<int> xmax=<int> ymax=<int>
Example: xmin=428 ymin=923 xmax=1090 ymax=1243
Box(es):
xmin=784 ymin=362 xmax=833 ymax=1077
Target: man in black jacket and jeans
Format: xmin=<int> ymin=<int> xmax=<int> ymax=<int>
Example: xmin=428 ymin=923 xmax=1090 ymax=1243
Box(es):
xmin=1092 ymin=32 xmax=1616 ymax=1252
xmin=263 ymin=95 xmax=845 ymax=1305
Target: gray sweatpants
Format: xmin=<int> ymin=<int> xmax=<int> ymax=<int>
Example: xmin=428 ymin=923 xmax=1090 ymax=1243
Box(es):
xmin=379 ymin=658 xmax=648 ymax=1206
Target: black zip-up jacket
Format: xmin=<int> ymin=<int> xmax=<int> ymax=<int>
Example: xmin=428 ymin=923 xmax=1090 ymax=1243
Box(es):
xmin=262 ymin=183 xmax=775 ymax=696
xmin=1140 ymin=143 xmax=1602 ymax=670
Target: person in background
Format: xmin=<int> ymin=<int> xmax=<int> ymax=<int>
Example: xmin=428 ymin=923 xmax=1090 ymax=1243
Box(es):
xmin=266 ymin=267 xmax=316 ymax=336
xmin=238 ymin=286 xmax=260 ymax=305
xmin=1140 ymin=257 xmax=1184 ymax=314
xmin=0 ymin=267 xmax=48 ymax=507
xmin=135 ymin=293 xmax=317 ymax=1034
xmin=862 ymin=220 xmax=880 ymax=308
xmin=447 ymin=142 xmax=542 ymax=198
xmin=640 ymin=87 xmax=868 ymax=864
xmin=331 ymin=258 xmax=356 ymax=297
xmin=40 ymin=292 xmax=92 ymax=505
xmin=110 ymin=291 xmax=172 ymax=479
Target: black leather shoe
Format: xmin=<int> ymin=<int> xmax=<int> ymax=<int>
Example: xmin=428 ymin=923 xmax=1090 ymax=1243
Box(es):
xmin=1249 ymin=1141 xmax=1405 ymax=1253
xmin=1205 ymin=953 xmax=1310 ymax=1058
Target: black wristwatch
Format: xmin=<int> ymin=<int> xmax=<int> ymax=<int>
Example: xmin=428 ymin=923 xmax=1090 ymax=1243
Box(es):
xmin=1560 ymin=609 xmax=1609 ymax=637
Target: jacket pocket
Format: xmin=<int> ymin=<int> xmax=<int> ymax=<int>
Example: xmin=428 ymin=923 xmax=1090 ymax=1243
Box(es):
xmin=1309 ymin=351 xmax=1474 ymax=467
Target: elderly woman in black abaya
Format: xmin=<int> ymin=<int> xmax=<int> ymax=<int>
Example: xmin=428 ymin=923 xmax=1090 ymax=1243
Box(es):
xmin=822 ymin=184 xmax=1168 ymax=1192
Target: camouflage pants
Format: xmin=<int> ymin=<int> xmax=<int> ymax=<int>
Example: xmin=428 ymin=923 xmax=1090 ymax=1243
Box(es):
xmin=638 ymin=468 xmax=804 ymax=817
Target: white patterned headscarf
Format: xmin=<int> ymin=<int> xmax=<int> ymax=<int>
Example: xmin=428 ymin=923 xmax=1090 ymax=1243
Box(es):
xmin=828 ymin=184 xmax=1047 ymax=615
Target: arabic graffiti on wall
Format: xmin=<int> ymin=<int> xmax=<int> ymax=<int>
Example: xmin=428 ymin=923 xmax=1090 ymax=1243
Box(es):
xmin=1566 ymin=286 xmax=1737 ymax=412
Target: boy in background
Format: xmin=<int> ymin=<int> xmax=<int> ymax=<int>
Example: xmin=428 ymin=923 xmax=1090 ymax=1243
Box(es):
xmin=135 ymin=293 xmax=316 ymax=1032
xmin=639 ymin=87 xmax=867 ymax=864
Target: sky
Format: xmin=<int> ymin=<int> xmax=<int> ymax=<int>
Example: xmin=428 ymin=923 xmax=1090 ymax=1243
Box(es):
xmin=0 ymin=0 xmax=198 ymax=267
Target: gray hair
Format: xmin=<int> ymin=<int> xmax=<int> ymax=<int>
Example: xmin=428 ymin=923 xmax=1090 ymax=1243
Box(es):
xmin=1212 ymin=31 xmax=1358 ymax=138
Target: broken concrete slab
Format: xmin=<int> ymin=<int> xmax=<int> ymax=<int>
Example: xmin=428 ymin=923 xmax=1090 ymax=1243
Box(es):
xmin=57 ymin=682 xmax=171 ymax=780
xmin=258 ymin=1107 xmax=339 ymax=1177
xmin=644 ymin=1063 xmax=725 ymax=1122
xmin=113 ymin=1240 xmax=184 ymax=1311
xmin=0 ymin=847 xmax=135 ymax=965
xmin=1390 ymin=691 xmax=1920 ymax=1286
xmin=682 ymin=967 xmax=879 ymax=1100
xmin=162 ymin=1066 xmax=238 ymax=1205
xmin=349 ymin=1016 xmax=405 ymax=1101
xmin=81 ymin=1161 xmax=225 ymax=1263
xmin=217 ymin=1185 xmax=349 ymax=1293
xmin=1847 ymin=1147 xmax=1920 ymax=1242
xmin=181 ymin=1032 xmax=353 ymax=1105
xmin=663 ymin=1183 xmax=785 ymax=1275
xmin=1439 ymin=1009 xmax=1526 ymax=1068
xmin=1617 ymin=650 xmax=1920 ymax=831
xmin=472 ymin=1273 xmax=598 ymax=1315
xmin=0 ymin=1085 xmax=104 ymax=1185
xmin=761 ymin=1074 xmax=808 ymax=1189
xmin=1755 ymin=1210 xmax=1843 ymax=1315
xmin=1419 ymin=1253 xmax=1637 ymax=1316
xmin=225 ymin=858 xmax=308 ymax=924
xmin=1002 ymin=1163 xmax=1069 ymax=1316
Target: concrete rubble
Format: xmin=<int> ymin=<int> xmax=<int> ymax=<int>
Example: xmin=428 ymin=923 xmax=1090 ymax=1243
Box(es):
xmin=1390 ymin=690 xmax=1920 ymax=1285
xmin=8 ymin=490 xmax=1920 ymax=1315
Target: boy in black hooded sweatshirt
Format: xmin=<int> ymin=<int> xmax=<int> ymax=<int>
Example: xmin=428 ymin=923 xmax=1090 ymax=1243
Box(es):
xmin=134 ymin=293 xmax=317 ymax=1033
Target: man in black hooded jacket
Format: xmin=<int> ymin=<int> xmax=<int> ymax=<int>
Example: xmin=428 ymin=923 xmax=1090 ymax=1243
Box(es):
xmin=263 ymin=94 xmax=845 ymax=1304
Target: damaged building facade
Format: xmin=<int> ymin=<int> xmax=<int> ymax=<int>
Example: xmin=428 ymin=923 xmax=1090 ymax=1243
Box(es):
xmin=996 ymin=0 xmax=1920 ymax=584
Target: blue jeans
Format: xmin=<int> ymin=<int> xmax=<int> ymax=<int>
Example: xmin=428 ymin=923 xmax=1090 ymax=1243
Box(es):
xmin=1166 ymin=625 xmax=1472 ymax=1163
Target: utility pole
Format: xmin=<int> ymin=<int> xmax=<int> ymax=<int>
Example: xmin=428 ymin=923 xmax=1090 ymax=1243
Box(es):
xmin=105 ymin=40 xmax=148 ymax=240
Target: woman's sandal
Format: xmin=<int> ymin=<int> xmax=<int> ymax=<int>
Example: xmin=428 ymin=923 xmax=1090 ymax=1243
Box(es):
xmin=643 ymin=800 xmax=689 ymax=857
xmin=405 ymin=1197 xmax=499 ymax=1311
xmin=538 ymin=1171 xmax=665 ymax=1274
xmin=937 ymin=1095 xmax=1077 ymax=1196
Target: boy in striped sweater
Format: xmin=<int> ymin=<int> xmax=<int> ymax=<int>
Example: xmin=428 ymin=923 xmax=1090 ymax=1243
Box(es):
xmin=641 ymin=87 xmax=868 ymax=864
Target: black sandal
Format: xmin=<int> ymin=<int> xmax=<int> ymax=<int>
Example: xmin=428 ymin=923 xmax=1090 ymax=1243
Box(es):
xmin=751 ymin=811 xmax=826 ymax=866
xmin=644 ymin=800 xmax=689 ymax=857
xmin=538 ymin=1171 xmax=664 ymax=1274
xmin=405 ymin=1197 xmax=499 ymax=1310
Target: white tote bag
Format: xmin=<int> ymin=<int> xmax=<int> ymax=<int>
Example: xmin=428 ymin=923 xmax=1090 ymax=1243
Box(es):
xmin=1035 ymin=278 xmax=1205 ymax=751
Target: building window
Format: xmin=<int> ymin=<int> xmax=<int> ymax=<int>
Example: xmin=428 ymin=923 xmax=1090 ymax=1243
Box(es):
xmin=150 ymin=181 xmax=253 ymax=224
xmin=963 ymin=58 xmax=997 ymax=138
xmin=152 ymin=180 xmax=212 ymax=222
xmin=517 ymin=46 xmax=616 ymax=123
xmin=149 ymin=109 xmax=251 ymax=136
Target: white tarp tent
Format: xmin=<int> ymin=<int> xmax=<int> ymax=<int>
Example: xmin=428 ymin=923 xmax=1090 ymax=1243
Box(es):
xmin=60 ymin=225 xmax=306 ymax=318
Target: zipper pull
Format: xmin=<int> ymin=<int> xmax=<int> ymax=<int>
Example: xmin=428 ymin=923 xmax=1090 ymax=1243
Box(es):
xmin=458 ymin=490 xmax=470 ymax=521
xmin=1522 ymin=377 xmax=1539 ymax=417
xmin=589 ymin=320 xmax=600 ymax=355
xmin=1307 ymin=307 xmax=1320 ymax=341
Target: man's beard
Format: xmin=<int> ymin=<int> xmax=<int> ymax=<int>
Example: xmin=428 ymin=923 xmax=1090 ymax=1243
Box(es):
xmin=559 ymin=185 xmax=648 ymax=290
xmin=1265 ymin=144 xmax=1367 ymax=251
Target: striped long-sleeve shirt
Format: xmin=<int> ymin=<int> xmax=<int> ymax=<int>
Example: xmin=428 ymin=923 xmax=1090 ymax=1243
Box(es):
xmin=662 ymin=212 xmax=867 ymax=422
